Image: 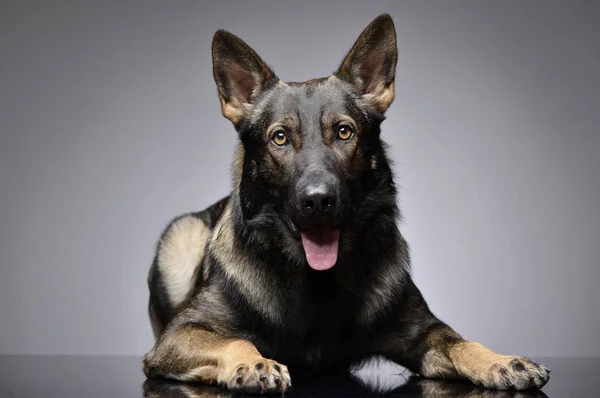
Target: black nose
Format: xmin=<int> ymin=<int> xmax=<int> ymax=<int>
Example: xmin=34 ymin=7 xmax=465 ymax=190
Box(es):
xmin=300 ymin=184 xmax=337 ymax=215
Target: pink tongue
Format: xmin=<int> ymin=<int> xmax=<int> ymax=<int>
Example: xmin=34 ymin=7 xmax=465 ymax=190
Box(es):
xmin=300 ymin=227 xmax=340 ymax=271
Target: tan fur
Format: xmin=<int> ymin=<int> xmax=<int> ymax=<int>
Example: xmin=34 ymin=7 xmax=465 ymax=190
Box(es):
xmin=220 ymin=97 xmax=252 ymax=126
xmin=363 ymin=82 xmax=395 ymax=112
xmin=157 ymin=216 xmax=210 ymax=311
xmin=376 ymin=324 xmax=549 ymax=391
xmin=231 ymin=143 xmax=245 ymax=187
xmin=447 ymin=341 xmax=550 ymax=390
xmin=416 ymin=327 xmax=550 ymax=390
xmin=208 ymin=202 xmax=286 ymax=325
xmin=420 ymin=349 xmax=460 ymax=379
xmin=143 ymin=320 xmax=290 ymax=392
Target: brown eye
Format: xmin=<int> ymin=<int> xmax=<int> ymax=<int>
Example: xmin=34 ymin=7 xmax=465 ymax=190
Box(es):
xmin=337 ymin=125 xmax=354 ymax=140
xmin=272 ymin=130 xmax=288 ymax=146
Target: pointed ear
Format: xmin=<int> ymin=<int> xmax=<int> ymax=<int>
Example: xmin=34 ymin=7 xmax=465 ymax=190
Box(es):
xmin=336 ymin=14 xmax=398 ymax=113
xmin=212 ymin=30 xmax=277 ymax=126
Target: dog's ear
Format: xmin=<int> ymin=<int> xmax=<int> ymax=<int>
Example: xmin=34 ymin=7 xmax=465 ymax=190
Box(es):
xmin=336 ymin=14 xmax=398 ymax=113
xmin=212 ymin=30 xmax=277 ymax=126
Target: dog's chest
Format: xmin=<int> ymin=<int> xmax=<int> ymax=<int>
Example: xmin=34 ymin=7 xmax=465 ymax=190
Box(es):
xmin=257 ymin=329 xmax=366 ymax=370
xmin=256 ymin=292 xmax=368 ymax=368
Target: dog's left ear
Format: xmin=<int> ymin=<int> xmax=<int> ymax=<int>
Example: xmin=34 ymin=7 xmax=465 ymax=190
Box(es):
xmin=336 ymin=14 xmax=398 ymax=113
xmin=212 ymin=30 xmax=278 ymax=126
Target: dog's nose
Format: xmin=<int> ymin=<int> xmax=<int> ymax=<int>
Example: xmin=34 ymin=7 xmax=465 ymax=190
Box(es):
xmin=300 ymin=184 xmax=337 ymax=215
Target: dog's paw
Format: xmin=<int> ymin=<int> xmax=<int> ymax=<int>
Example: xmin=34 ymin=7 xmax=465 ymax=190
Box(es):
xmin=473 ymin=356 xmax=550 ymax=391
xmin=223 ymin=358 xmax=291 ymax=395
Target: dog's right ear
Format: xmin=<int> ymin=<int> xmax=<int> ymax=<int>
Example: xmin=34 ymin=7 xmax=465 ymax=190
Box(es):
xmin=212 ymin=30 xmax=277 ymax=126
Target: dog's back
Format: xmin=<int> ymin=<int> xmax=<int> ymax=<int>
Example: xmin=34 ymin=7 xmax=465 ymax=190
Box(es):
xmin=147 ymin=196 xmax=229 ymax=338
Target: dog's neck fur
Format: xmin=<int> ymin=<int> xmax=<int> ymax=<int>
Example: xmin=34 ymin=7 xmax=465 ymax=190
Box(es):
xmin=222 ymin=146 xmax=409 ymax=329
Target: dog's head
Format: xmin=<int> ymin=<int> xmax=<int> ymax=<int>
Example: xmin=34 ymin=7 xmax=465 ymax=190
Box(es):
xmin=212 ymin=14 xmax=398 ymax=270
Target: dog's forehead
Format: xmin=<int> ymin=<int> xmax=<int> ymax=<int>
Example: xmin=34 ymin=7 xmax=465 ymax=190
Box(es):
xmin=252 ymin=77 xmax=354 ymax=125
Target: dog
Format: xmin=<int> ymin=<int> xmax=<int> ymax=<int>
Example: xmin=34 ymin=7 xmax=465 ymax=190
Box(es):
xmin=142 ymin=14 xmax=550 ymax=394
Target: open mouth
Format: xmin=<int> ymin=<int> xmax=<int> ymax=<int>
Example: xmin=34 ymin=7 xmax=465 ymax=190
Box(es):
xmin=300 ymin=224 xmax=340 ymax=271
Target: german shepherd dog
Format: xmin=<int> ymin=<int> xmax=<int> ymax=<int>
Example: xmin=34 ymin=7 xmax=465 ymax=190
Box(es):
xmin=143 ymin=14 xmax=550 ymax=394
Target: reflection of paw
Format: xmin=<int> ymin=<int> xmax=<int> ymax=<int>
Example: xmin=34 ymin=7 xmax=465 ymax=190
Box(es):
xmin=223 ymin=358 xmax=291 ymax=394
xmin=474 ymin=356 xmax=550 ymax=391
xmin=417 ymin=378 xmax=549 ymax=398
xmin=143 ymin=379 xmax=234 ymax=398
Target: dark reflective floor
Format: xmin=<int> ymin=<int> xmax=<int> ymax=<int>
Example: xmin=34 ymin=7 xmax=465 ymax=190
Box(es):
xmin=0 ymin=356 xmax=597 ymax=397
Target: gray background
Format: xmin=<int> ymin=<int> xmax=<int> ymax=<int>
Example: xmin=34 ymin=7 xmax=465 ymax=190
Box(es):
xmin=1 ymin=0 xmax=598 ymax=357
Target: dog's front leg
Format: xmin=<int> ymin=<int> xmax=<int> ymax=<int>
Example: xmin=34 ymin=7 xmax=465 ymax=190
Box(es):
xmin=372 ymin=283 xmax=550 ymax=391
xmin=143 ymin=321 xmax=291 ymax=394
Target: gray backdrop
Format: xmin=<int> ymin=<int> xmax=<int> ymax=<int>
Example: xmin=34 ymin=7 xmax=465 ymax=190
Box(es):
xmin=1 ymin=0 xmax=598 ymax=357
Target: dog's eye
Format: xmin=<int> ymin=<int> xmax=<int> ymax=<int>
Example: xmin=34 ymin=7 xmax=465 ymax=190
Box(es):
xmin=337 ymin=125 xmax=354 ymax=140
xmin=272 ymin=130 xmax=288 ymax=146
